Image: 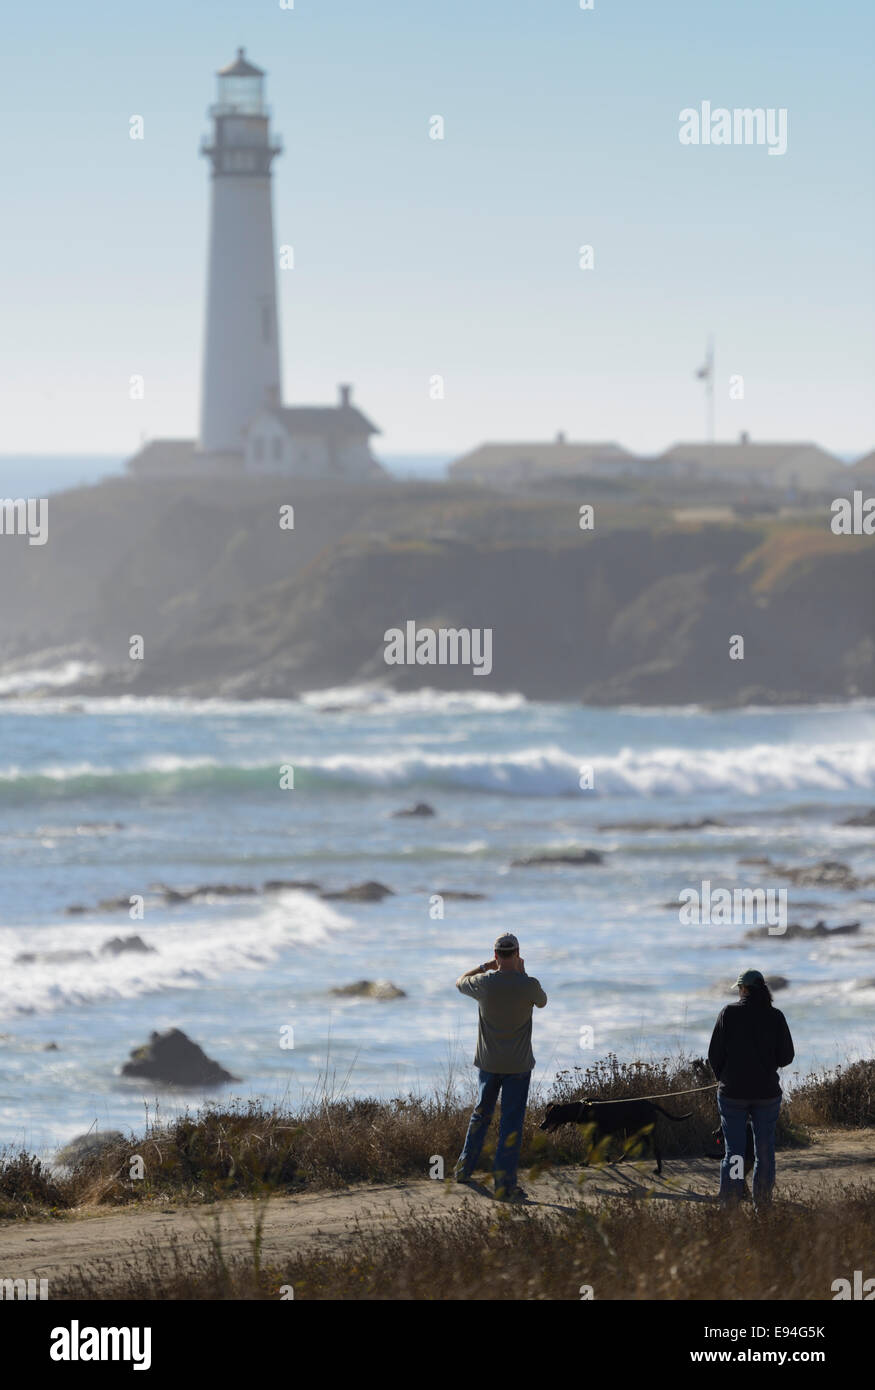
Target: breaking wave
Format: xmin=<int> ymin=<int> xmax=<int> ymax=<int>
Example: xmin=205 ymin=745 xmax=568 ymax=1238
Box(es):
xmin=0 ymin=741 xmax=873 ymax=801
xmin=0 ymin=892 xmax=349 ymax=1019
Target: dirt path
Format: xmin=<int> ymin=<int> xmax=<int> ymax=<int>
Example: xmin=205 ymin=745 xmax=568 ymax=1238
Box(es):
xmin=1 ymin=1130 xmax=872 ymax=1287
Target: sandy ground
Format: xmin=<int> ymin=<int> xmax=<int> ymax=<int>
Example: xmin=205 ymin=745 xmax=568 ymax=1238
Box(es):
xmin=1 ymin=1129 xmax=872 ymax=1288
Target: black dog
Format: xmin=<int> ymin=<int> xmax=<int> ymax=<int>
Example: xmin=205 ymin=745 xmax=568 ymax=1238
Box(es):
xmin=540 ymin=1098 xmax=692 ymax=1175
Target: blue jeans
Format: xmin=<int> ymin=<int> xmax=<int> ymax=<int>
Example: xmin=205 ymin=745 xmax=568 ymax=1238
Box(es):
xmin=456 ymin=1069 xmax=531 ymax=1196
xmin=717 ymin=1092 xmax=782 ymax=1208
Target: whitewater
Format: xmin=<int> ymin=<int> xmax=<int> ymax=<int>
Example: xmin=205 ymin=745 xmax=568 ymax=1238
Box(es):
xmin=0 ymin=691 xmax=873 ymax=1153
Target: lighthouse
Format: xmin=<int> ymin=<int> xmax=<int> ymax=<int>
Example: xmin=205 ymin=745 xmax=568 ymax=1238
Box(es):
xmin=198 ymin=49 xmax=283 ymax=463
xmin=125 ymin=50 xmax=384 ymax=482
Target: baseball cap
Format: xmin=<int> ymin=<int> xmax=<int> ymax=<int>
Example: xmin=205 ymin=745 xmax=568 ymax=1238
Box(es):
xmin=494 ymin=933 xmax=519 ymax=951
xmin=735 ymin=969 xmax=765 ymax=989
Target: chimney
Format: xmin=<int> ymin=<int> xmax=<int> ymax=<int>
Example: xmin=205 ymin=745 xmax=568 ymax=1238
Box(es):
xmin=339 ymin=383 xmax=352 ymax=408
xmin=556 ymin=430 xmax=566 ymax=444
xmin=739 ymin=430 xmax=750 ymax=445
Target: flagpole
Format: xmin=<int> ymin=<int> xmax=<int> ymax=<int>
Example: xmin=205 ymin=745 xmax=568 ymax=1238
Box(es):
xmin=695 ymin=336 xmax=716 ymax=442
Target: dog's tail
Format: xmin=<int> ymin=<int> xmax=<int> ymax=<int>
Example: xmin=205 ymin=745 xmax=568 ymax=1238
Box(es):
xmin=651 ymin=1103 xmax=693 ymax=1121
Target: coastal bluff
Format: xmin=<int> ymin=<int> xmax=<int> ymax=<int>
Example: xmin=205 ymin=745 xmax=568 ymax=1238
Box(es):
xmin=0 ymin=475 xmax=871 ymax=705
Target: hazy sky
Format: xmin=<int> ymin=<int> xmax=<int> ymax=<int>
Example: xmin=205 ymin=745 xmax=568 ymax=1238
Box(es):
xmin=2 ymin=0 xmax=873 ymax=456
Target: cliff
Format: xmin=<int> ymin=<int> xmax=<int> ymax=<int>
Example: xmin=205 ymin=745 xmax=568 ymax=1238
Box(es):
xmin=1 ymin=477 xmax=871 ymax=704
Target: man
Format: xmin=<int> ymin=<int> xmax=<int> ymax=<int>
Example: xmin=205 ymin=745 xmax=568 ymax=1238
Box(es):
xmin=454 ymin=933 xmax=548 ymax=1201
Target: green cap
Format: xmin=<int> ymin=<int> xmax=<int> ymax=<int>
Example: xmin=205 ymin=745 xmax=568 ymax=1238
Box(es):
xmin=735 ymin=969 xmax=765 ymax=989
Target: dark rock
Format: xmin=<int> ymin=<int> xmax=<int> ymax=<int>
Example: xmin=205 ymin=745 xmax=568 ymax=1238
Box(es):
xmin=512 ymin=848 xmax=604 ymax=867
xmin=121 ymin=1028 xmax=238 ymax=1087
xmin=392 ymin=802 xmax=436 ymax=818
xmin=263 ymin=879 xmax=322 ymax=893
xmin=321 ymin=880 xmax=394 ymax=902
xmin=765 ymin=976 xmax=789 ymax=992
xmin=55 ymin=1130 xmax=125 ymax=1169
xmin=744 ymin=920 xmax=861 ymax=942
xmin=100 ymin=934 xmax=155 ymax=957
xmin=671 ymin=817 xmax=726 ymax=830
xmin=43 ymin=1041 xmax=60 ymax=1051
xmin=97 ymin=895 xmax=134 ymax=912
xmin=156 ymin=886 xmax=192 ymax=904
xmin=190 ymin=883 xmax=257 ymax=898
xmin=65 ymin=904 xmax=88 ymax=915
xmin=600 ymin=817 xmax=726 ymax=832
xmin=152 ymin=882 xmax=258 ymax=904
xmin=15 ymin=949 xmax=93 ymax=966
xmin=434 ymin=890 xmax=486 ymax=901
xmin=841 ymin=809 xmax=875 ymax=827
xmin=331 ymin=980 xmax=406 ymax=1000
xmin=736 ymin=857 xmax=871 ymax=891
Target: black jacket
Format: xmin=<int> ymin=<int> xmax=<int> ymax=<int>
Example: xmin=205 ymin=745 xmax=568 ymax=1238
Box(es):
xmin=708 ymin=998 xmax=794 ymax=1099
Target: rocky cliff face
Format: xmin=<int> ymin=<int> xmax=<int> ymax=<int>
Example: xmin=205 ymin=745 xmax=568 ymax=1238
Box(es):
xmin=2 ymin=478 xmax=872 ymax=704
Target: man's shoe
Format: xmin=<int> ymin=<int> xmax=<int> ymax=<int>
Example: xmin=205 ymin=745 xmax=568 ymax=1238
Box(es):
xmin=453 ymin=1169 xmax=473 ymax=1185
xmin=495 ymin=1184 xmax=528 ymax=1203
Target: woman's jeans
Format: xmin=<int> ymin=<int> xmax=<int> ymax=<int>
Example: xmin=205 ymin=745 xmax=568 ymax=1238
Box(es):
xmin=717 ymin=1091 xmax=782 ymax=1207
xmin=456 ymin=1069 xmax=531 ymax=1196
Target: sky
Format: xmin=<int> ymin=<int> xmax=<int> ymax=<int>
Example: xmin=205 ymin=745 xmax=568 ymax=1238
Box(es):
xmin=1 ymin=0 xmax=873 ymax=457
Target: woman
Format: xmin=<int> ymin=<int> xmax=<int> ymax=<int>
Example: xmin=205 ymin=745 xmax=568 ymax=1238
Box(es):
xmin=708 ymin=968 xmax=795 ymax=1209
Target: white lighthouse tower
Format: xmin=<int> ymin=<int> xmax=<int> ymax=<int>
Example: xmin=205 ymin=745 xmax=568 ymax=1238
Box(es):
xmin=198 ymin=49 xmax=283 ymax=465
xmin=125 ymin=50 xmax=385 ymax=483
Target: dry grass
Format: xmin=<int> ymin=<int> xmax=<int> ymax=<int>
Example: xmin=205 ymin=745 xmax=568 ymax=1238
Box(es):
xmin=49 ymin=1185 xmax=874 ymax=1301
xmin=1 ymin=1053 xmax=869 ymax=1219
xmin=783 ymin=1059 xmax=875 ymax=1129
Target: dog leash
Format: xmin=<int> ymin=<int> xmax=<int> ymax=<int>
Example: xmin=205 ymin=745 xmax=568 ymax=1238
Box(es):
xmin=584 ymin=1083 xmax=718 ymax=1104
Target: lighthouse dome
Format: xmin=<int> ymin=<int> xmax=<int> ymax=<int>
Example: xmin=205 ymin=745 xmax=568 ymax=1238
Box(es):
xmin=214 ymin=48 xmax=265 ymax=116
xmin=217 ymin=48 xmax=264 ymax=78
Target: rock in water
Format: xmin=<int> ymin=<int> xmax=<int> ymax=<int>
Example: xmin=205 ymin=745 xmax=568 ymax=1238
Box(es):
xmin=744 ymin=920 xmax=860 ymax=942
xmin=55 ymin=1130 xmax=125 ymax=1169
xmin=321 ymin=880 xmax=394 ymax=902
xmin=392 ymin=802 xmax=436 ymax=818
xmin=331 ymin=980 xmax=407 ymax=1000
xmin=100 ymin=934 xmax=154 ymax=956
xmin=512 ymin=849 xmax=603 ymax=867
xmin=15 ymin=949 xmax=93 ymax=966
xmin=121 ymin=1028 xmax=237 ymax=1086
xmin=263 ymin=879 xmax=322 ymax=893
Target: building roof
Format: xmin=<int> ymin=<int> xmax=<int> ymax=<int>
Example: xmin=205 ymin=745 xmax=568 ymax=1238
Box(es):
xmin=660 ymin=441 xmax=841 ymax=471
xmin=127 ymin=440 xmax=196 ymax=474
xmin=848 ymin=449 xmax=875 ymax=477
xmin=218 ymin=48 xmax=264 ymax=78
xmin=261 ymin=404 xmax=380 ymax=438
xmin=450 ymin=441 xmax=632 ymax=477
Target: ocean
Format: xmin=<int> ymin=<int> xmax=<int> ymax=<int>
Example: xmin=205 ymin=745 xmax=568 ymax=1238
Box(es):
xmin=0 ymin=688 xmax=873 ymax=1156
xmin=0 ymin=453 xmax=450 ymax=499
